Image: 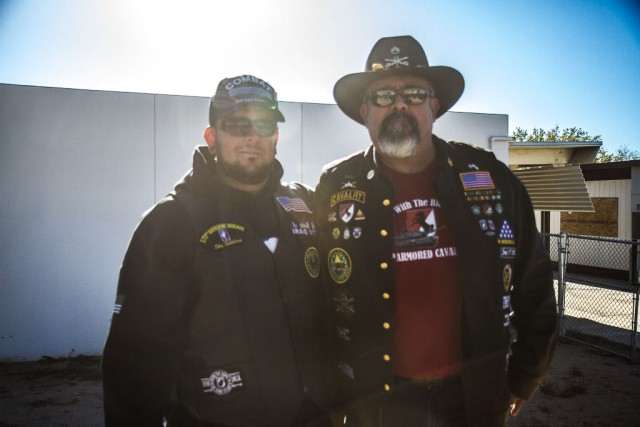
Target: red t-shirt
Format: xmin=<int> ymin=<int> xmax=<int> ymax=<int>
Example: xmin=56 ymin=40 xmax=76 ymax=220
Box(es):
xmin=384 ymin=161 xmax=462 ymax=378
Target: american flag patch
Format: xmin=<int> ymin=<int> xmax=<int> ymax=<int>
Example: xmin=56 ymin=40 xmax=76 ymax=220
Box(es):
xmin=276 ymin=197 xmax=312 ymax=214
xmin=459 ymin=171 xmax=495 ymax=190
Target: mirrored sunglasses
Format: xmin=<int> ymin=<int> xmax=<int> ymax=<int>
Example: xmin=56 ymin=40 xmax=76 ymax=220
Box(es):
xmin=219 ymin=118 xmax=278 ymax=137
xmin=366 ymin=87 xmax=435 ymax=108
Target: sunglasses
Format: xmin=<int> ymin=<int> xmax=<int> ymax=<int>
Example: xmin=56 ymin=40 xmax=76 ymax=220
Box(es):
xmin=219 ymin=118 xmax=278 ymax=137
xmin=366 ymin=87 xmax=435 ymax=108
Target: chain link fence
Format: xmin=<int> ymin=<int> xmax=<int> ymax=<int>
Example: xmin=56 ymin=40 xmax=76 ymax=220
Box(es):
xmin=543 ymin=233 xmax=640 ymax=360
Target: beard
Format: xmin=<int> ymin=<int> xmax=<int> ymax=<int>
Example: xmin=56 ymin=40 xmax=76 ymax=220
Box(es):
xmin=216 ymin=150 xmax=272 ymax=185
xmin=376 ymin=111 xmax=420 ymax=158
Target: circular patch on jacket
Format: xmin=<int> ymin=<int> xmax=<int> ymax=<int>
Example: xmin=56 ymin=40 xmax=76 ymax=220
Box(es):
xmin=328 ymin=248 xmax=352 ymax=284
xmin=304 ymin=247 xmax=320 ymax=278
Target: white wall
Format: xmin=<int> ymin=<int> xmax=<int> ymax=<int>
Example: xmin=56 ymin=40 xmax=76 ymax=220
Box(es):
xmin=0 ymin=84 xmax=507 ymax=360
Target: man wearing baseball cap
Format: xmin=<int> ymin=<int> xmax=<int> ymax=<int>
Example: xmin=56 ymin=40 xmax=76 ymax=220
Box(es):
xmin=103 ymin=75 xmax=334 ymax=426
xmin=315 ymin=36 xmax=557 ymax=426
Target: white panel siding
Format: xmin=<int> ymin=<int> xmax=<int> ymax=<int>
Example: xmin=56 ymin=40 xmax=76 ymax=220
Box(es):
xmin=0 ymin=83 xmax=508 ymax=359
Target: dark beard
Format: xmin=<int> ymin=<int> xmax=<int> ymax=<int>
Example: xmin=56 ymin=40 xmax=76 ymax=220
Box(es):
xmin=216 ymin=152 xmax=272 ymax=185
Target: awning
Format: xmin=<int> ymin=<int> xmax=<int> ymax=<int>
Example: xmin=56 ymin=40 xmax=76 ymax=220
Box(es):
xmin=511 ymin=165 xmax=594 ymax=212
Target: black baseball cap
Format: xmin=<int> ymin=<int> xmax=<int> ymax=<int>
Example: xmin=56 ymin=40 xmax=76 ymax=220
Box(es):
xmin=209 ymin=75 xmax=285 ymax=125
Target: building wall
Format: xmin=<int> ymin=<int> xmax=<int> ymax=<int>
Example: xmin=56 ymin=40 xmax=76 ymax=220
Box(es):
xmin=547 ymin=179 xmax=631 ymax=239
xmin=0 ymin=84 xmax=508 ymax=360
xmin=543 ymin=179 xmax=632 ymax=275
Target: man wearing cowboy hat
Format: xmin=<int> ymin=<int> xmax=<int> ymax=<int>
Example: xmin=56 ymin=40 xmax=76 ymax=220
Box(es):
xmin=315 ymin=36 xmax=557 ymax=426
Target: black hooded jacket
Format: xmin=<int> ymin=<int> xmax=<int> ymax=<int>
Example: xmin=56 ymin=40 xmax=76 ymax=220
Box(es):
xmin=103 ymin=147 xmax=334 ymax=426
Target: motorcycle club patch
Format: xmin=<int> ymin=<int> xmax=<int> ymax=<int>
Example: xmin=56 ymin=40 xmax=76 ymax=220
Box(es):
xmin=304 ymin=247 xmax=320 ymax=278
xmin=328 ymin=248 xmax=352 ymax=284
xmin=200 ymin=223 xmax=244 ymax=250
xmin=201 ymin=369 xmax=244 ymax=396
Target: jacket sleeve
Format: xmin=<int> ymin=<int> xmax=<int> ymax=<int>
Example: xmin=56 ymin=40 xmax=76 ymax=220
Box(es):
xmin=102 ymin=198 xmax=195 ymax=426
xmin=507 ymin=172 xmax=558 ymax=400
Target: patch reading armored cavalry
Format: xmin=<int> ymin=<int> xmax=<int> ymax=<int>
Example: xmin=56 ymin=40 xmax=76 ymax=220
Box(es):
xmin=304 ymin=247 xmax=320 ymax=278
xmin=201 ymin=369 xmax=244 ymax=396
xmin=328 ymin=248 xmax=352 ymax=284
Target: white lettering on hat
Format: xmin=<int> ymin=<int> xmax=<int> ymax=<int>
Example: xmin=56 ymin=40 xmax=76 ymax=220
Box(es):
xmin=225 ymin=75 xmax=274 ymax=93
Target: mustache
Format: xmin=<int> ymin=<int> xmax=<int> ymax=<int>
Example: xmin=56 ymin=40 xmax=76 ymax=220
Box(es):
xmin=381 ymin=111 xmax=418 ymax=130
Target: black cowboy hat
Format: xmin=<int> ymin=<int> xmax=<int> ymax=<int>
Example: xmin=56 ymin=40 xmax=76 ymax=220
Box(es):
xmin=333 ymin=35 xmax=465 ymax=124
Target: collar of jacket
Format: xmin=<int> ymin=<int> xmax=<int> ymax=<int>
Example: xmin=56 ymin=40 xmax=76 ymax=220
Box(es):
xmin=363 ymin=134 xmax=457 ymax=176
xmin=173 ymin=146 xmax=284 ymax=201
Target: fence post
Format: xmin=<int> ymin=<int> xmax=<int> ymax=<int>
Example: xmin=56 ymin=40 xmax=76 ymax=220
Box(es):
xmin=634 ymin=241 xmax=640 ymax=285
xmin=632 ymin=289 xmax=639 ymax=361
xmin=557 ymin=233 xmax=569 ymax=336
xmin=633 ymin=241 xmax=639 ymax=360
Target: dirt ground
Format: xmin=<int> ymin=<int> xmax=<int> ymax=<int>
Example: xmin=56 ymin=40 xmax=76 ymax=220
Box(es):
xmin=1 ymin=339 xmax=639 ymax=427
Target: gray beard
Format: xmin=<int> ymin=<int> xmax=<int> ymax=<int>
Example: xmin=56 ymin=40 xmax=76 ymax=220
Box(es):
xmin=376 ymin=112 xmax=420 ymax=159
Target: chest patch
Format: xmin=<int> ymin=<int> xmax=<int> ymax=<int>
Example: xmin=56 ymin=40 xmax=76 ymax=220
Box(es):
xmin=200 ymin=223 xmax=245 ymax=250
xmin=328 ymin=247 xmax=352 ymax=284
xmin=459 ymin=171 xmax=495 ymax=191
xmin=276 ymin=196 xmax=312 ymax=214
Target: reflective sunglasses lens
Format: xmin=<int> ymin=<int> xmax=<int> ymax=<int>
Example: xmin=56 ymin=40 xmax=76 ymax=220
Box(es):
xmin=368 ymin=88 xmax=432 ymax=107
xmin=221 ymin=119 xmax=277 ymax=137
xmin=252 ymin=120 xmax=278 ymax=137
xmin=401 ymin=88 xmax=429 ymax=105
xmin=370 ymin=90 xmax=395 ymax=107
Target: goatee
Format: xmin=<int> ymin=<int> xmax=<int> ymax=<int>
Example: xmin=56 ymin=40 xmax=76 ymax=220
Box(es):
xmin=377 ymin=111 xmax=420 ymax=159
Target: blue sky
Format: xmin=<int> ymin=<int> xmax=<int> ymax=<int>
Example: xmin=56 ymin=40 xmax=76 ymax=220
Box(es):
xmin=1 ymin=0 xmax=638 ymax=153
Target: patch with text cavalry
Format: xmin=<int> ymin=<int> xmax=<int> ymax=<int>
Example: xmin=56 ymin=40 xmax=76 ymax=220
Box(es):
xmin=200 ymin=223 xmax=245 ymax=250
xmin=330 ymin=190 xmax=366 ymax=207
xmin=328 ymin=248 xmax=352 ymax=284
xmin=201 ymin=369 xmax=244 ymax=396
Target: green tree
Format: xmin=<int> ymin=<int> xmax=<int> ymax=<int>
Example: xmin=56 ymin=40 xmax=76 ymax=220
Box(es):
xmin=594 ymin=145 xmax=640 ymax=163
xmin=512 ymin=126 xmax=640 ymax=163
xmin=512 ymin=126 xmax=602 ymax=143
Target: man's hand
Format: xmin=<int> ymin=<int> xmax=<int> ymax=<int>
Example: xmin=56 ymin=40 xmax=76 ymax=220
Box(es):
xmin=509 ymin=394 xmax=526 ymax=416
